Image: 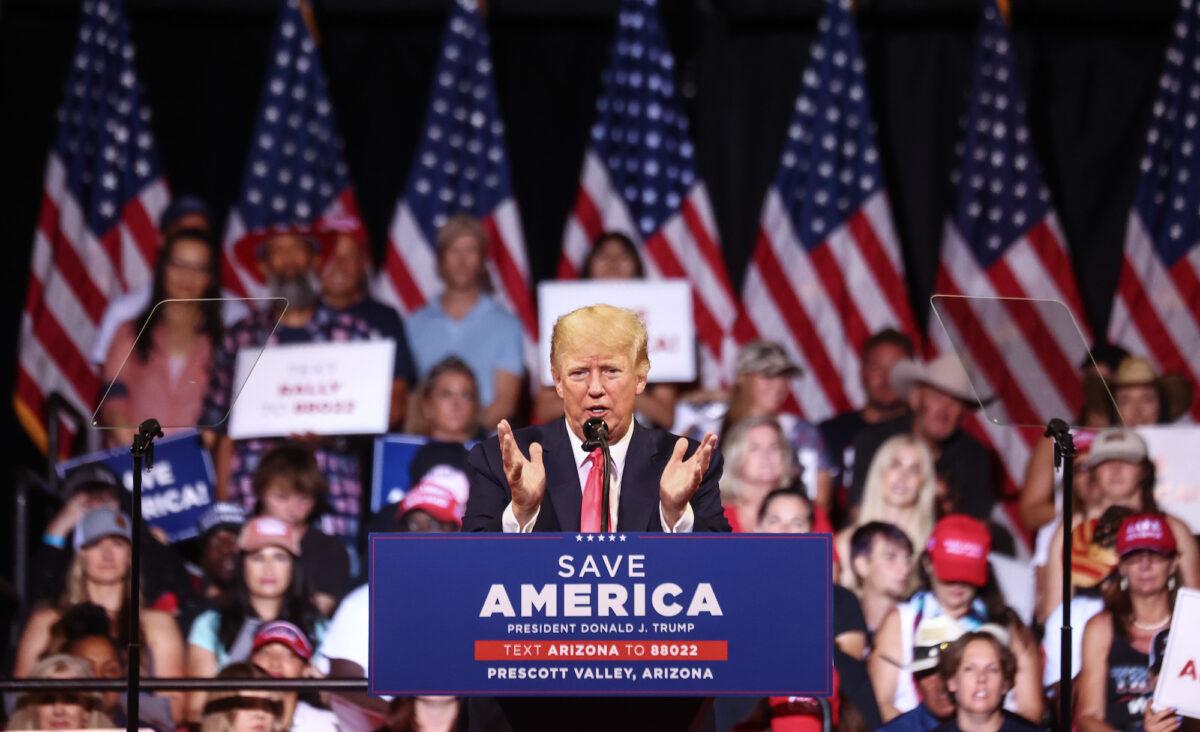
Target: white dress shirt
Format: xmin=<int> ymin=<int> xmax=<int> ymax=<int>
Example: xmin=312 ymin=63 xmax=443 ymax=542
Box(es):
xmin=501 ymin=419 xmax=695 ymax=533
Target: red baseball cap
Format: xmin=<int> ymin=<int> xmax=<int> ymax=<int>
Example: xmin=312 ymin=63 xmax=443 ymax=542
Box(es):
xmin=239 ymin=516 xmax=301 ymax=556
xmin=1116 ymin=513 xmax=1177 ymax=558
xmin=399 ymin=484 xmax=464 ymax=527
xmin=926 ymin=514 xmax=991 ymax=587
xmin=252 ymin=620 xmax=313 ymax=662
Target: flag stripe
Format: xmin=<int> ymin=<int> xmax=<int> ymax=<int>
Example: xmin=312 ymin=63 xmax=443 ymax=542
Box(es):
xmin=847 ymin=207 xmax=917 ymax=338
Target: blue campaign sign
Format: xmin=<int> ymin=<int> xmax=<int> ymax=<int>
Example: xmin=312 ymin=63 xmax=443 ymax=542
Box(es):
xmin=57 ymin=430 xmax=216 ymax=543
xmin=368 ymin=533 xmax=832 ymax=697
xmin=370 ymin=434 xmax=428 ymax=512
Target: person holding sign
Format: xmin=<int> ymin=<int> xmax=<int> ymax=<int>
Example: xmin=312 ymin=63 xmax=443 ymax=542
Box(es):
xmin=464 ymin=303 xmax=728 ymax=534
xmin=1076 ymin=513 xmax=1183 ymax=732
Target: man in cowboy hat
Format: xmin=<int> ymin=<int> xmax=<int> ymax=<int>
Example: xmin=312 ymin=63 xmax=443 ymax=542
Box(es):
xmin=848 ymin=353 xmax=1002 ymax=523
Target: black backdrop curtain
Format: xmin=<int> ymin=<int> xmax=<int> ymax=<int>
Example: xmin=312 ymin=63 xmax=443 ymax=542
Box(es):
xmin=0 ymin=0 xmax=1177 ymax=572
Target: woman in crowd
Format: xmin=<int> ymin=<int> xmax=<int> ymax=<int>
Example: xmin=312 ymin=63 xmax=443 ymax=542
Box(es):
xmin=1077 ymin=513 xmax=1184 ymax=732
xmin=200 ymin=662 xmax=285 ymax=732
xmin=869 ymin=515 xmax=1042 ymax=724
xmin=5 ymin=655 xmax=114 ymax=730
xmin=14 ymin=507 xmax=185 ymax=719
xmin=251 ymin=444 xmax=350 ymax=616
xmin=937 ymin=631 xmax=1045 ymax=731
xmin=718 ymin=415 xmax=798 ymax=532
xmin=534 ymin=231 xmax=679 ymax=428
xmin=248 ymin=621 xmax=338 ymax=731
xmin=187 ymin=516 xmax=324 ymax=722
xmin=1040 ymin=428 xmax=1200 ymax=622
xmin=51 ymin=602 xmax=175 ymax=730
xmin=98 ymin=227 xmax=222 ymax=447
xmin=836 ymin=434 xmax=935 ymax=588
xmin=415 ymin=356 xmax=483 ymax=442
xmin=720 ymin=341 xmax=834 ymax=511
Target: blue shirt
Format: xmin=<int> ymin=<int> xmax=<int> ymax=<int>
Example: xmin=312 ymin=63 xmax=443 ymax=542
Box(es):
xmin=406 ymin=294 xmax=524 ymax=407
xmin=880 ymin=704 xmax=946 ymax=732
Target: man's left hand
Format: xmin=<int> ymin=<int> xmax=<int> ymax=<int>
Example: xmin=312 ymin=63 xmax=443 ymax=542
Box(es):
xmin=659 ymin=433 xmax=717 ymax=526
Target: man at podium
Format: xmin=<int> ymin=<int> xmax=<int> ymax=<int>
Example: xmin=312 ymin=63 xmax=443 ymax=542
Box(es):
xmin=463 ymin=304 xmax=730 ymax=731
xmin=464 ymin=303 xmax=730 ymax=535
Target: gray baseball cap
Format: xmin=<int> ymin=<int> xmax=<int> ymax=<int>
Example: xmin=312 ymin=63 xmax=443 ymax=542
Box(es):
xmin=73 ymin=507 xmax=133 ymax=551
xmin=735 ymin=341 xmax=803 ymax=378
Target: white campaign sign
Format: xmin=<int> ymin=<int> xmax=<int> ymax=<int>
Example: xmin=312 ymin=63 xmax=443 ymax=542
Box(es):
xmin=1139 ymin=426 xmax=1200 ymax=534
xmin=1152 ymin=588 xmax=1200 ymax=720
xmin=537 ymin=280 xmax=695 ymax=387
xmin=229 ymin=340 xmax=395 ymax=439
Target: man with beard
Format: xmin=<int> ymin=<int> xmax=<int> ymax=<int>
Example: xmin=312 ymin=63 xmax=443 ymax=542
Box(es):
xmin=817 ymin=329 xmax=913 ymax=516
xmin=201 ymin=230 xmax=403 ymax=548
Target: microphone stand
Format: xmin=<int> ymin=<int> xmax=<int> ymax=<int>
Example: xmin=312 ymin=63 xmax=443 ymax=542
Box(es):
xmin=583 ymin=418 xmax=613 ymax=532
xmin=1045 ymin=417 xmax=1075 ymax=729
xmin=128 ymin=418 xmax=163 ymax=732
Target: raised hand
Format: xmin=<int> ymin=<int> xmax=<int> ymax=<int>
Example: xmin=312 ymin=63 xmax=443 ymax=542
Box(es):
xmin=659 ymin=432 xmax=717 ymax=525
xmin=498 ymin=419 xmax=546 ymax=525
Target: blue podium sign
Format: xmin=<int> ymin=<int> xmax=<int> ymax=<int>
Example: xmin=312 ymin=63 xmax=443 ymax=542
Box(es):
xmin=368 ymin=533 xmax=832 ymax=697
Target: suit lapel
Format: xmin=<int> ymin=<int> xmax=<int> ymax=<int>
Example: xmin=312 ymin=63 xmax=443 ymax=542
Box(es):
xmin=618 ymin=423 xmax=661 ymax=532
xmin=542 ymin=420 xmax=583 ymax=532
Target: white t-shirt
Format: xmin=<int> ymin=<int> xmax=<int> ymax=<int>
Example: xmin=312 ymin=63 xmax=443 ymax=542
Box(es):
xmin=1041 ymin=594 xmax=1105 ymax=687
xmin=316 ymin=583 xmax=369 ymax=675
xmin=292 ymin=700 xmax=340 ymax=732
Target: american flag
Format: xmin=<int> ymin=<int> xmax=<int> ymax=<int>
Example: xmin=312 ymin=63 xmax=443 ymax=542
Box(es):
xmin=374 ymin=0 xmax=537 ymax=360
xmin=15 ymin=0 xmax=169 ymax=452
xmin=1108 ymin=0 xmax=1200 ymax=419
xmin=737 ymin=0 xmax=917 ymax=419
xmin=221 ymin=0 xmax=362 ymax=299
xmin=931 ymin=1 xmax=1092 ymax=504
xmin=559 ymin=0 xmax=738 ymax=386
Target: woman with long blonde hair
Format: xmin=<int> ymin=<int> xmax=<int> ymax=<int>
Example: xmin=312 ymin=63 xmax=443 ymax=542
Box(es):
xmin=836 ymin=434 xmax=936 ymax=588
xmin=13 ymin=508 xmax=185 ymax=720
xmin=719 ymin=416 xmax=799 ymax=532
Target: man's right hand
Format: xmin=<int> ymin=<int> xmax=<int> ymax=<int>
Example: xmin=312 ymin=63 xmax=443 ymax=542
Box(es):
xmin=498 ymin=419 xmax=545 ymax=526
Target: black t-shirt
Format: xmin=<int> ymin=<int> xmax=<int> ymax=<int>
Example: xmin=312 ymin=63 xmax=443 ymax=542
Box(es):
xmin=332 ymin=296 xmax=418 ymax=385
xmin=833 ymin=584 xmax=868 ymax=639
xmin=300 ymin=527 xmax=351 ymax=600
xmin=848 ymin=414 xmax=1001 ymax=521
xmin=817 ymin=410 xmax=869 ymax=496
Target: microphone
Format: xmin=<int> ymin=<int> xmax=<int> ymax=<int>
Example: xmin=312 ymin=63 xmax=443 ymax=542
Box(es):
xmin=582 ymin=417 xmax=609 ymax=451
xmin=581 ymin=417 xmax=613 ymax=532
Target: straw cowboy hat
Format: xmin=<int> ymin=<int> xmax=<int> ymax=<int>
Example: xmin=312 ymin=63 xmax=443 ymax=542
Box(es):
xmin=891 ymin=353 xmax=991 ymax=407
xmin=1110 ymin=356 xmax=1194 ymax=422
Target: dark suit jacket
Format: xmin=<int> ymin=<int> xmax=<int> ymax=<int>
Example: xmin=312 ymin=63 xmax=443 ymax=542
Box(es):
xmin=464 ymin=419 xmax=731 ymax=533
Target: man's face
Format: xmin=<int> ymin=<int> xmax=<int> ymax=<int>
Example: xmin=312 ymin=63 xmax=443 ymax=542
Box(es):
xmin=319 ymin=235 xmax=367 ymax=301
xmin=439 ymin=234 xmax=485 ymax=291
xmin=261 ymin=483 xmax=316 ymax=529
xmin=554 ymin=348 xmax=646 ymax=442
xmin=862 ymin=343 xmax=907 ymax=410
xmin=1114 ymin=384 xmax=1160 ymax=426
xmin=422 ymin=371 xmax=479 ymax=437
xmin=261 ymin=233 xmax=316 ymax=279
xmin=251 ymin=642 xmax=307 ymax=679
xmin=911 ymin=385 xmax=965 ymax=443
xmin=744 ymin=372 xmax=792 ymax=416
xmin=201 ymin=528 xmax=240 ymax=586
xmin=853 ymin=536 xmax=913 ymax=598
xmin=914 ymin=669 xmax=956 ymax=718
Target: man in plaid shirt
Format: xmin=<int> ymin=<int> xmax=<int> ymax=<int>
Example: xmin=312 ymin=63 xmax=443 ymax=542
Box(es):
xmin=201 ymin=229 xmax=404 ymax=545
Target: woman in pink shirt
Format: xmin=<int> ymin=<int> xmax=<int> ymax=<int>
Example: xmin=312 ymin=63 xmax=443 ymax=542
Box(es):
xmin=99 ymin=227 xmax=222 ymax=446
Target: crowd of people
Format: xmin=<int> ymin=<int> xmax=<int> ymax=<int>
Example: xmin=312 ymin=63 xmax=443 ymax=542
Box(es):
xmin=5 ymin=200 xmax=1199 ymax=731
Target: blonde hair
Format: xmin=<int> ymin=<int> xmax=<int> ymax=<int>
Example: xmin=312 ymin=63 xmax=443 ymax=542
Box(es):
xmin=550 ymin=304 xmax=650 ymax=379
xmin=718 ymin=415 xmax=797 ymax=506
xmin=62 ymin=550 xmax=133 ymax=609
xmin=7 ymin=654 xmax=113 ymax=730
xmin=857 ymin=434 xmax=936 ymax=551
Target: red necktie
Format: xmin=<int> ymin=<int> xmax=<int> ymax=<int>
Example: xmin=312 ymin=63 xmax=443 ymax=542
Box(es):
xmin=581 ymin=448 xmax=605 ymax=532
